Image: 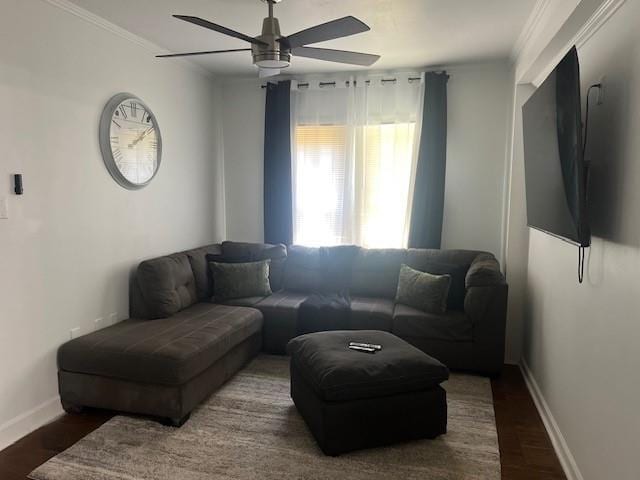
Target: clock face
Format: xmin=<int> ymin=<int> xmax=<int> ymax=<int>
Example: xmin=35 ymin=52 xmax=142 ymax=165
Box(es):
xmin=99 ymin=94 xmax=161 ymax=189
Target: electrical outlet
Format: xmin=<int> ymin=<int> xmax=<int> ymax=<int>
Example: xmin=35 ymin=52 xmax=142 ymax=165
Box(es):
xmin=597 ymin=75 xmax=606 ymax=105
xmin=108 ymin=312 xmax=118 ymax=325
xmin=94 ymin=317 xmax=104 ymax=331
xmin=70 ymin=327 xmax=81 ymax=339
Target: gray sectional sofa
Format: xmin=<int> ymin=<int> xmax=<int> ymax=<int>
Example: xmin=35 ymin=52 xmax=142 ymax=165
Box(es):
xmin=57 ymin=241 xmax=507 ymax=425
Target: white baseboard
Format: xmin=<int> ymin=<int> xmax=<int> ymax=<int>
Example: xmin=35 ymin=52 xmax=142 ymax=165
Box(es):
xmin=519 ymin=360 xmax=584 ymax=480
xmin=0 ymin=396 xmax=64 ymax=452
xmin=504 ymin=355 xmax=520 ymax=366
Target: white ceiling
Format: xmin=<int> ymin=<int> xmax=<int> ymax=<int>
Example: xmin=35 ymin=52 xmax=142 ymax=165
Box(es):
xmin=68 ymin=0 xmax=537 ymax=77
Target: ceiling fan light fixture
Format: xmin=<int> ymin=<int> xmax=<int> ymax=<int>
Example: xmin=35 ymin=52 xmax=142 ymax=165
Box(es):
xmin=254 ymin=52 xmax=291 ymax=69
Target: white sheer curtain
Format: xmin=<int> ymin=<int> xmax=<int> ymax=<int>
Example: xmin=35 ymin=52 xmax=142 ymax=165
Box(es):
xmin=291 ymin=73 xmax=424 ymax=248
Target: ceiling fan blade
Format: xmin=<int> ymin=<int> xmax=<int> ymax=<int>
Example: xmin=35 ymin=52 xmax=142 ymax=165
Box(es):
xmin=173 ymin=15 xmax=267 ymax=46
xmin=259 ymin=68 xmax=281 ymax=79
xmin=292 ymin=46 xmax=380 ymax=66
xmin=156 ymin=48 xmax=251 ymax=58
xmin=280 ymin=16 xmax=370 ymax=49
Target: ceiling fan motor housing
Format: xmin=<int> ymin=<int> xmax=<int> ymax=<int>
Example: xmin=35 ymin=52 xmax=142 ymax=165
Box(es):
xmin=253 ymin=16 xmax=291 ymax=69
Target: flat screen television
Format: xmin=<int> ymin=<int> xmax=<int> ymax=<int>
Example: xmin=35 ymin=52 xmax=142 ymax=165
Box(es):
xmin=522 ymin=46 xmax=590 ymax=247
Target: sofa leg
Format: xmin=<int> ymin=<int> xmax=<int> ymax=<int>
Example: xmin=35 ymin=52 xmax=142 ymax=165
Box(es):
xmin=161 ymin=412 xmax=191 ymax=427
xmin=61 ymin=400 xmax=85 ymax=414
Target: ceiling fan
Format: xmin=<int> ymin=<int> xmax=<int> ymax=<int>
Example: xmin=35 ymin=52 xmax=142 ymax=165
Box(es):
xmin=157 ymin=0 xmax=380 ymax=78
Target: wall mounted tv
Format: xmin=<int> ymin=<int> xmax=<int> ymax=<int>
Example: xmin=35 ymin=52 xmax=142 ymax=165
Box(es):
xmin=522 ymin=46 xmax=590 ymax=247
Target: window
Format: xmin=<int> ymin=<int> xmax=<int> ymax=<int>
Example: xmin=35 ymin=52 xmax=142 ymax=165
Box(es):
xmin=291 ymin=76 xmax=423 ymax=248
xmin=294 ymin=125 xmax=348 ymax=247
xmin=358 ymin=123 xmax=416 ymax=248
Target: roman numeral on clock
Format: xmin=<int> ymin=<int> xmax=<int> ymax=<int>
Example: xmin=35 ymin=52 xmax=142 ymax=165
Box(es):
xmin=118 ymin=105 xmax=128 ymax=119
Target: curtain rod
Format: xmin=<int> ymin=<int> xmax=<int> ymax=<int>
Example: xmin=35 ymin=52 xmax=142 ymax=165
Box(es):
xmin=260 ymin=75 xmax=437 ymax=89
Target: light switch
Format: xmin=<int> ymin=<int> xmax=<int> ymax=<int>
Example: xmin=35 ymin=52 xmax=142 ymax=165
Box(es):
xmin=0 ymin=196 xmax=8 ymax=219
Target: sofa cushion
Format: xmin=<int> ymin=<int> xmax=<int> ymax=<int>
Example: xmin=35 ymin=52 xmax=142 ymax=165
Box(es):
xmin=255 ymin=291 xmax=309 ymax=311
xmin=219 ymin=296 xmax=267 ymax=307
xmin=57 ymin=303 xmax=263 ymax=385
xmin=392 ymin=304 xmax=472 ymax=342
xmin=319 ymin=245 xmax=360 ymax=293
xmin=395 ymin=264 xmax=451 ymax=314
xmin=350 ymin=248 xmax=407 ymax=298
xmin=136 ymin=253 xmax=198 ymax=319
xmin=405 ymin=248 xmax=481 ymax=269
xmin=286 ymin=330 xmax=449 ymax=402
xmin=349 ymin=296 xmax=394 ymax=331
xmin=297 ymin=293 xmax=351 ymax=335
xmin=185 ymin=244 xmax=222 ymax=301
xmin=220 ymin=241 xmax=264 ymax=259
xmin=254 ymin=291 xmax=310 ymax=353
xmin=283 ymin=245 xmax=322 ymax=292
xmin=210 ymin=260 xmax=272 ymax=302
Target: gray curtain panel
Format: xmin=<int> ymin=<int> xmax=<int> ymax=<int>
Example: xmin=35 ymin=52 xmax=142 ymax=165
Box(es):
xmin=408 ymin=72 xmax=449 ymax=249
xmin=264 ymin=80 xmax=293 ymax=245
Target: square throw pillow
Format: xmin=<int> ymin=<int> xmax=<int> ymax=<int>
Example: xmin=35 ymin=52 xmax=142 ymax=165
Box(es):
xmin=206 ymin=244 xmax=287 ymax=293
xmin=209 ymin=260 xmax=272 ymax=302
xmin=395 ymin=264 xmax=451 ymax=314
xmin=420 ymin=261 xmax=469 ymax=311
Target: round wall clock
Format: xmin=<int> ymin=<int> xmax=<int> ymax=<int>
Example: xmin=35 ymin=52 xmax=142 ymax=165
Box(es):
xmin=99 ymin=93 xmax=162 ymax=189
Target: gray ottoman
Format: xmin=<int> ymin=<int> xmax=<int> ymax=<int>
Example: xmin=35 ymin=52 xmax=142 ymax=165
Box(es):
xmin=286 ymin=330 xmax=449 ymax=455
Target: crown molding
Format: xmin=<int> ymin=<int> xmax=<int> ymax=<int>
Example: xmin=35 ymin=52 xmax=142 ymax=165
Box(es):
xmin=40 ymin=0 xmax=215 ymax=79
xmin=42 ymin=0 xmax=162 ymax=53
xmin=532 ymin=0 xmax=626 ymax=85
xmin=574 ymin=0 xmax=626 ymax=48
xmin=510 ymin=0 xmax=552 ymax=63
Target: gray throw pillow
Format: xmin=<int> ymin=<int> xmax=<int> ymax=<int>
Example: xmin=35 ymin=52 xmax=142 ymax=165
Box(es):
xmin=210 ymin=260 xmax=272 ymax=302
xmin=395 ymin=264 xmax=451 ymax=314
xmin=419 ymin=261 xmax=469 ymax=311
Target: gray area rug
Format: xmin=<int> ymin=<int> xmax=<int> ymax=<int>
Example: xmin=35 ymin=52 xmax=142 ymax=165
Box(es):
xmin=30 ymin=355 xmax=500 ymax=480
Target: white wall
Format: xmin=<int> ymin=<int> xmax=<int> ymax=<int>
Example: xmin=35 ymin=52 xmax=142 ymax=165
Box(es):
xmin=506 ymin=1 xmax=639 ymax=479
xmin=442 ymin=63 xmax=511 ymax=258
xmin=220 ymin=79 xmax=265 ymax=242
xmin=221 ymin=63 xmax=512 ymax=260
xmin=502 ymin=81 xmax=535 ymax=364
xmin=0 ymin=0 xmax=222 ymax=449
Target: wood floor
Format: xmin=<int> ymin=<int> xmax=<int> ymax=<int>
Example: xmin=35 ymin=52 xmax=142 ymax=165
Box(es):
xmin=492 ymin=366 xmax=566 ymax=479
xmin=0 ymin=365 xmax=565 ymax=480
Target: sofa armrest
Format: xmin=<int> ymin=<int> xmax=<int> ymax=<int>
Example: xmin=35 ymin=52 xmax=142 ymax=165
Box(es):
xmin=464 ymin=283 xmax=508 ymax=376
xmin=463 ymin=254 xmax=508 ymax=376
xmin=465 ymin=253 xmax=503 ymax=288
xmin=464 ymin=283 xmax=508 ymax=326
